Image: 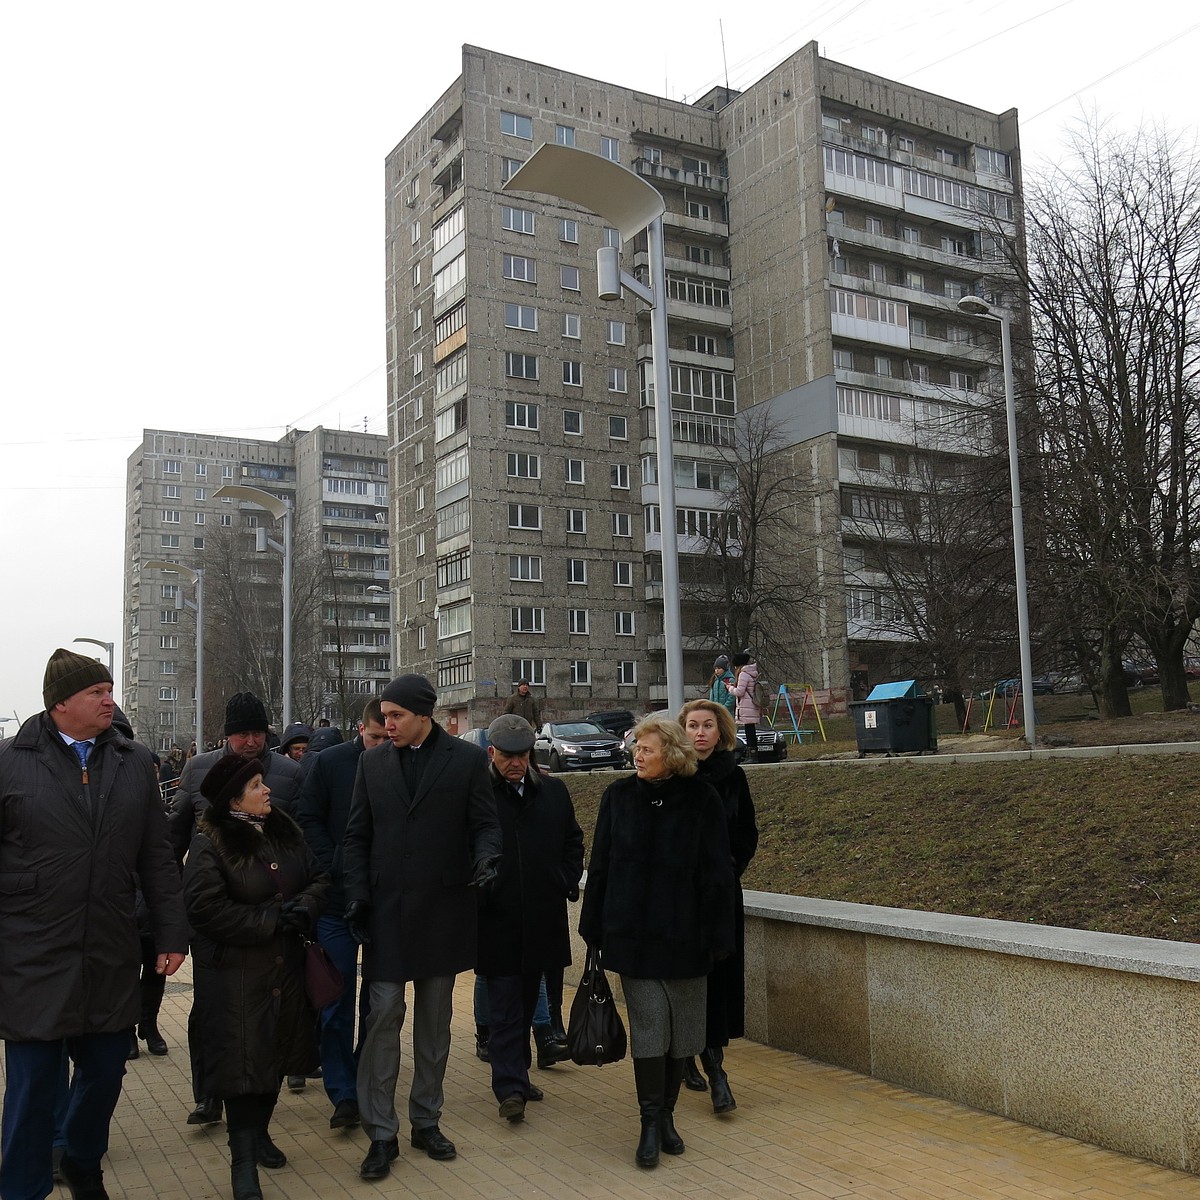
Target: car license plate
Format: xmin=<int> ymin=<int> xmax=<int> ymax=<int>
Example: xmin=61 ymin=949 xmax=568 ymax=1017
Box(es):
xmin=591 ymin=750 xmax=610 ymax=758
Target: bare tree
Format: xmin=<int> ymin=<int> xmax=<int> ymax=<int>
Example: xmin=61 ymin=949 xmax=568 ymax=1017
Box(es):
xmin=1010 ymin=121 xmax=1200 ymax=712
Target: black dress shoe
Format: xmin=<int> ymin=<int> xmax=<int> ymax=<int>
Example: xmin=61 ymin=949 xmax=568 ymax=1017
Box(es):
xmin=525 ymin=1083 xmax=544 ymax=1101
xmin=498 ymin=1094 xmax=526 ymax=1123
xmin=186 ymin=1098 xmax=223 ymax=1126
xmin=59 ymin=1155 xmax=109 ymax=1200
xmin=139 ymin=1023 xmax=169 ymax=1056
xmin=410 ymin=1124 xmax=456 ymax=1160
xmin=329 ymin=1099 xmax=360 ymax=1129
xmin=286 ymin=1075 xmax=306 ymax=1091
xmin=256 ymin=1132 xmax=287 ymax=1169
xmin=359 ymin=1137 xmax=399 ymax=1180
xmin=127 ymin=1032 xmax=139 ymax=1060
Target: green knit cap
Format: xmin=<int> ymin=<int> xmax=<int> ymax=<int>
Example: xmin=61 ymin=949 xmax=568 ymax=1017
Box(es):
xmin=43 ymin=648 xmax=112 ymax=710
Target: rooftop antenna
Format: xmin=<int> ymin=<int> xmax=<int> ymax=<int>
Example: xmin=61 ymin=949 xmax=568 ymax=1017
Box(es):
xmin=720 ymin=19 xmax=730 ymax=100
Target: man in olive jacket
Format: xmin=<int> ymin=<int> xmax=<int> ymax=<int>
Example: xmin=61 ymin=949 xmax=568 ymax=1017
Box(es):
xmin=0 ymin=649 xmax=188 ymax=1200
xmin=341 ymin=674 xmax=502 ymax=1181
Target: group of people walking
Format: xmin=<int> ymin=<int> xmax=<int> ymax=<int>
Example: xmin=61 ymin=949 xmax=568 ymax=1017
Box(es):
xmin=0 ymin=649 xmax=757 ymax=1200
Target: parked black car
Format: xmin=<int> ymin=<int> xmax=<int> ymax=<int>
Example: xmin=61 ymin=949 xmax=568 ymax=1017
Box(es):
xmin=585 ymin=709 xmax=637 ymax=737
xmin=534 ymin=721 xmax=626 ymax=772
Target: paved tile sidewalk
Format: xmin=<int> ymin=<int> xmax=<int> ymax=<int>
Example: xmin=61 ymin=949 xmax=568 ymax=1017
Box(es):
xmin=11 ymin=967 xmax=1199 ymax=1199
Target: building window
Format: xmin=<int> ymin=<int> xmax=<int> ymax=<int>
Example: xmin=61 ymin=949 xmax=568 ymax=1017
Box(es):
xmin=614 ymin=560 xmax=633 ymax=586
xmin=435 ymin=399 xmax=468 ymax=442
xmin=874 ymin=355 xmax=892 ymax=376
xmin=194 ymin=487 xmax=206 ymax=501
xmin=433 ymin=252 xmax=466 ymax=297
xmin=834 ymin=348 xmax=855 ymax=370
xmin=682 ymin=156 xmax=710 ymax=175
xmin=412 ymin=351 xmax=423 ymax=377
xmin=606 ymin=320 xmax=626 ymax=346
xmin=615 ymin=611 xmax=635 ymax=636
xmin=901 ymin=225 xmax=921 ymax=244
xmin=563 ymin=410 xmax=582 ymax=435
xmin=562 ymin=312 xmax=581 ymax=339
xmin=868 ymin=262 xmax=887 ymax=283
xmin=159 ymin=635 xmax=179 ymax=649
xmin=556 ymin=124 xmax=575 ymax=147
xmin=976 ymin=146 xmax=1010 ymax=178
xmin=935 ymin=146 xmax=960 ymax=167
xmin=507 ymin=452 xmax=540 ymax=479
xmin=163 ymin=484 xmax=181 ymax=499
xmin=600 ymin=136 xmax=620 ymax=162
xmin=565 ymin=459 xmax=585 ymax=485
xmin=686 ymin=200 xmax=712 ymax=220
xmin=502 ymin=206 xmax=535 ymax=234
xmin=417 ymin=627 xmax=427 ymax=651
xmin=161 ymin=583 xmax=179 ymax=601
xmin=160 ymin=610 xmax=179 ymax=624
xmin=562 ymin=360 xmax=582 ymax=386
xmin=612 ymin=511 xmax=632 ymax=537
xmin=896 ymin=135 xmax=915 ymax=153
xmin=866 ymin=215 xmax=884 ymax=235
xmin=685 ymin=245 xmax=713 ymax=265
xmin=160 ymin=534 xmax=180 ymax=549
xmin=436 ymin=499 xmax=469 ymax=540
xmin=512 ymin=659 xmax=546 ymax=687
xmin=221 ymin=513 xmax=232 ymax=526
xmin=569 ymin=609 xmax=589 ymax=635
xmin=567 ymin=559 xmax=587 ymax=585
xmin=607 ymin=367 xmax=628 ymax=393
xmin=608 ymin=416 xmax=627 ymax=440
xmin=506 ymin=352 xmax=539 ymax=380
xmin=506 ymin=401 xmax=539 ymax=430
xmin=194 ymin=512 xmax=205 ymax=525
xmin=509 ymin=503 xmax=541 ymax=530
xmin=510 ymin=606 xmax=545 ymax=634
xmin=561 ymin=265 xmax=580 ymax=291
xmin=510 ymin=554 xmax=542 ymax=581
xmin=433 ymin=204 xmax=464 ymax=250
xmin=949 ymin=371 xmax=976 ymax=392
xmin=161 ymin=510 xmax=180 ymax=523
xmin=617 ymin=661 xmax=637 ymax=686
xmin=505 ymin=303 xmax=537 ymax=331
xmin=413 ymin=307 xmax=423 ymax=332
xmin=412 ymin=262 xmax=421 ymax=288
xmin=411 ymin=220 xmax=421 ymax=245
xmin=559 ymin=218 xmax=578 ymax=243
xmin=502 ymin=254 xmax=535 ymax=283
xmin=162 ymin=460 xmax=181 ymax=475
xmin=566 ymin=508 xmax=587 ymax=534
xmin=159 ymin=686 xmax=178 ymax=701
xmin=160 ymin=661 xmax=177 ymax=675
xmin=415 ymin=531 xmax=425 ymax=556
xmin=222 ymin=465 xmax=234 ymax=478
xmin=601 ymin=227 xmax=620 ymax=249
xmin=501 ymin=111 xmax=533 ymax=139
xmin=437 ymin=601 xmax=472 ymax=641
xmin=416 ymin=579 xmax=426 ymax=602
xmin=195 ymin=462 xmax=207 ymax=478
xmin=611 ymin=464 xmax=630 ymax=490
xmin=570 ymin=660 xmax=591 ymax=685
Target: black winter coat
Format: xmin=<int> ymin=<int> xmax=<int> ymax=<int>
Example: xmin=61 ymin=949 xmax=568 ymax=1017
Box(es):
xmin=696 ymin=749 xmax=759 ymax=1043
xmin=476 ymin=765 xmax=584 ymax=977
xmin=0 ymin=713 xmax=189 ymax=1041
xmin=184 ymin=807 xmax=330 ymax=1098
xmin=293 ymin=734 xmax=365 ymax=915
xmin=342 ymin=725 xmax=502 ymax=982
xmin=579 ymin=771 xmax=736 ymax=979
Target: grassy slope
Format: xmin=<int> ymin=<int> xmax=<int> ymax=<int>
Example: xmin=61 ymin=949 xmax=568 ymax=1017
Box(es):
xmin=560 ymin=690 xmax=1200 ymax=943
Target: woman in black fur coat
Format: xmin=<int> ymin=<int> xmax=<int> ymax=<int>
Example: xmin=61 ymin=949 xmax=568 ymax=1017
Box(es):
xmin=678 ymin=699 xmax=759 ymax=1114
xmin=184 ymin=755 xmax=330 ymax=1200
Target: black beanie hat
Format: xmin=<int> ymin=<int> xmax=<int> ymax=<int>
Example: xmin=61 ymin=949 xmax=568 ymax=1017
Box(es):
xmin=200 ymin=754 xmax=263 ymax=811
xmin=224 ymin=692 xmax=269 ymax=736
xmin=380 ymin=674 xmax=437 ymax=717
xmin=43 ymin=648 xmax=113 ymax=710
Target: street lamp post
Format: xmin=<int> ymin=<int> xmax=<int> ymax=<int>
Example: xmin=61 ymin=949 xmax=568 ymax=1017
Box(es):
xmin=957 ymin=295 xmax=1036 ymax=747
xmin=214 ymin=484 xmax=294 ymax=727
xmin=505 ymin=143 xmax=685 ymax=713
xmin=73 ymin=637 xmax=114 ymax=677
xmin=144 ymin=560 xmax=204 ymax=750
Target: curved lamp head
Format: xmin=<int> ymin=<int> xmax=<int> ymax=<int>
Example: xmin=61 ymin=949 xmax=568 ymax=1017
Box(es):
xmin=957 ymin=295 xmax=993 ymax=318
xmin=213 ymin=484 xmax=289 ymax=521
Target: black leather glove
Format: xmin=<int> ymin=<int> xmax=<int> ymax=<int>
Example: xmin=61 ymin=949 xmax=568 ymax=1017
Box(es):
xmin=471 ymin=854 xmax=501 ymax=892
xmin=344 ymin=899 xmax=372 ymax=945
xmin=278 ymin=899 xmax=309 ymax=934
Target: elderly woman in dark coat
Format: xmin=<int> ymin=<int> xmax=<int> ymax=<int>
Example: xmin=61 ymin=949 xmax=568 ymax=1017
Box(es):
xmin=579 ymin=713 xmax=736 ymax=1170
xmin=184 ymin=754 xmax=330 ymax=1200
xmin=678 ymin=698 xmax=759 ymax=1113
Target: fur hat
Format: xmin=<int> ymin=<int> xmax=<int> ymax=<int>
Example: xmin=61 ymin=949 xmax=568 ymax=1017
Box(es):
xmin=224 ymin=692 xmax=269 ymax=736
xmin=43 ymin=648 xmax=113 ymax=710
xmin=200 ymin=754 xmax=263 ymax=811
xmin=380 ymin=674 xmax=437 ymax=717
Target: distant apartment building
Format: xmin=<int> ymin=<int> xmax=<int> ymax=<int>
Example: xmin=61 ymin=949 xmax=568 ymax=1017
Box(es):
xmin=383 ymin=41 xmax=1022 ymax=729
xmin=122 ymin=427 xmax=389 ymax=750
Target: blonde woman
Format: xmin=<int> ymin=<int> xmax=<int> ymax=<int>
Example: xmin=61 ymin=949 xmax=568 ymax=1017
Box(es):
xmin=578 ymin=713 xmax=736 ymax=1169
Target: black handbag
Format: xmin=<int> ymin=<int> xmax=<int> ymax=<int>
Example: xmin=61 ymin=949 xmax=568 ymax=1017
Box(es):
xmin=567 ymin=946 xmax=627 ymax=1066
xmin=303 ymin=938 xmax=344 ymax=1010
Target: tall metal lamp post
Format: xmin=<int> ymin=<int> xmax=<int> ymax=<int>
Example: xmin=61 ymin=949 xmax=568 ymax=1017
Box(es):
xmin=957 ymin=295 xmax=1036 ymax=747
xmin=144 ymin=560 xmax=204 ymax=750
xmin=504 ymin=143 xmax=684 ymax=713
xmin=214 ymin=484 xmax=294 ymax=727
xmin=73 ymin=637 xmax=114 ymax=676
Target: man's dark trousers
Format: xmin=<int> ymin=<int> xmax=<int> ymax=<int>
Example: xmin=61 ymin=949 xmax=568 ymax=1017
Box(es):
xmin=485 ymin=974 xmax=542 ymax=1102
xmin=0 ymin=1030 xmax=128 ymax=1200
xmin=316 ymin=914 xmax=364 ymax=1105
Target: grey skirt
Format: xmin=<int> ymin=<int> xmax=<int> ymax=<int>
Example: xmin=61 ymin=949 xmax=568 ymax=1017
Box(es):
xmin=620 ymin=975 xmax=707 ymax=1058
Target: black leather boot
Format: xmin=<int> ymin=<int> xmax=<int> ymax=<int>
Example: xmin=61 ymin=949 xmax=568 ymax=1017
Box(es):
xmin=632 ymin=1056 xmax=665 ymax=1168
xmin=256 ymin=1129 xmax=286 ymax=1169
xmin=700 ymin=1046 xmax=736 ymax=1113
xmin=660 ymin=1057 xmax=686 ymax=1155
xmin=533 ymin=1022 xmax=568 ymax=1068
xmin=682 ymin=1055 xmax=707 ymax=1091
xmin=475 ymin=1023 xmax=490 ymax=1062
xmin=548 ymin=1001 xmax=568 ymax=1045
xmin=228 ymin=1128 xmax=263 ymax=1200
xmin=139 ymin=1021 xmax=168 ymax=1056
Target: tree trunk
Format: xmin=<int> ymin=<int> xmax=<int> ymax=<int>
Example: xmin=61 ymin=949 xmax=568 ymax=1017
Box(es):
xmin=1092 ymin=640 xmax=1133 ymax=719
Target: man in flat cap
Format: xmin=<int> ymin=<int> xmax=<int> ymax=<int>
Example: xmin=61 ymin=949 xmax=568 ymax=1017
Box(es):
xmin=0 ymin=649 xmax=188 ymax=1200
xmin=341 ymin=675 xmax=502 ymax=1181
xmin=169 ymin=689 xmax=305 ymax=1124
xmin=477 ymin=715 xmax=583 ymax=1125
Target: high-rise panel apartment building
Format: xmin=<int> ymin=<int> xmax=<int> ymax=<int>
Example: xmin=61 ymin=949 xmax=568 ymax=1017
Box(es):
xmin=123 ymin=427 xmax=389 ymax=749
xmin=385 ymin=43 xmax=1022 ymax=728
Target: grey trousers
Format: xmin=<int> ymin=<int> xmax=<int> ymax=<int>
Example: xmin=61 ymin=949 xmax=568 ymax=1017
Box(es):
xmin=357 ymin=976 xmax=455 ymax=1140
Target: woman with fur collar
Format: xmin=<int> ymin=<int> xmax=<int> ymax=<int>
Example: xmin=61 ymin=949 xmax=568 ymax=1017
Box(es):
xmin=184 ymin=754 xmax=330 ymax=1200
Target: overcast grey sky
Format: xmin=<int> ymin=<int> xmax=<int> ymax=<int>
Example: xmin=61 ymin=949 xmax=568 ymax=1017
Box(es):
xmin=2 ymin=0 xmax=1196 ymax=725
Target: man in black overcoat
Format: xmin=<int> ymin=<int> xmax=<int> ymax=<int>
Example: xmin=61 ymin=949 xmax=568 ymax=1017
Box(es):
xmin=477 ymin=715 xmax=584 ymax=1124
xmin=341 ymin=675 xmax=502 ymax=1181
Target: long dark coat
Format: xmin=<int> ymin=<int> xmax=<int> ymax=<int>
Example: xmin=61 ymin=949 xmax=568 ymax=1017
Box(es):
xmin=579 ymin=771 xmax=736 ymax=979
xmin=476 ymin=765 xmax=584 ymax=977
xmin=341 ymin=725 xmax=502 ymax=982
xmin=0 ymin=713 xmax=189 ymax=1041
xmin=184 ymin=807 xmax=330 ymax=1098
xmin=696 ymin=749 xmax=759 ymax=1043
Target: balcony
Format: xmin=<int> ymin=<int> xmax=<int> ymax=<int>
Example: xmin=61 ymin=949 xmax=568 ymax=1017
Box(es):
xmin=633 ymin=157 xmax=728 ymax=195
xmin=663 ymin=210 xmax=729 ymax=239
